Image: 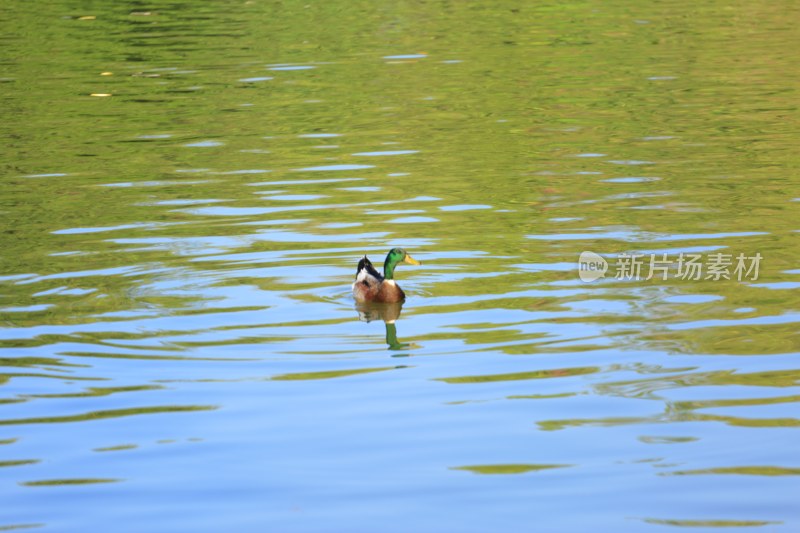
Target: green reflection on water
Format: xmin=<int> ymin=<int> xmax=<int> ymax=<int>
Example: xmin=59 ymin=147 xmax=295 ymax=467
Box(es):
xmin=0 ymin=373 xmax=104 ymax=386
xmin=0 ymin=0 xmax=797 ymax=362
xmin=24 ymin=384 xmax=164 ymax=399
xmin=0 ymin=460 xmax=40 ymax=468
xmin=20 ymin=478 xmax=121 ymax=487
xmin=638 ymin=436 xmax=699 ymax=445
xmin=272 ymin=366 xmax=403 ymax=381
xmin=0 ymin=399 xmax=26 ymax=405
xmin=59 ymin=351 xmax=259 ymax=362
xmin=664 ymin=466 xmax=800 ymax=477
xmin=355 ymin=301 xmax=419 ymax=351
xmin=437 ymin=366 xmax=600 ymax=384
xmin=539 ymin=414 xmax=800 ymax=432
xmin=595 ymin=369 xmax=800 ymax=400
xmin=0 ymin=357 xmax=86 ymax=369
xmin=0 ymin=405 xmax=217 ymax=426
xmin=642 ymin=518 xmax=781 ymax=528
xmin=452 ymin=464 xmax=572 ymax=475
xmin=507 ymin=392 xmax=579 ymax=400
xmin=93 ymin=444 xmax=138 ymax=453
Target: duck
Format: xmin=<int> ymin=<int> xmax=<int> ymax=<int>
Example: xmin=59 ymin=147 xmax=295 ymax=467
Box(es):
xmin=352 ymin=248 xmax=421 ymax=303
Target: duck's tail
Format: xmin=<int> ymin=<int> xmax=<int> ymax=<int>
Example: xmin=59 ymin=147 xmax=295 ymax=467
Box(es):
xmin=356 ymin=255 xmax=383 ymax=281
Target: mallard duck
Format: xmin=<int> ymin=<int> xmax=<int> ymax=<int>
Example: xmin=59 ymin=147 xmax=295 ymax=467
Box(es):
xmin=352 ymin=248 xmax=421 ymax=303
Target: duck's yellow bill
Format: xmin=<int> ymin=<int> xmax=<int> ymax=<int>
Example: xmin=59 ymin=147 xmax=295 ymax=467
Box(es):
xmin=404 ymin=254 xmax=421 ymax=266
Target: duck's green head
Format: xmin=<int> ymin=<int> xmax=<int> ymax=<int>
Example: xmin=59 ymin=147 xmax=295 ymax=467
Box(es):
xmin=384 ymin=247 xmax=421 ymax=279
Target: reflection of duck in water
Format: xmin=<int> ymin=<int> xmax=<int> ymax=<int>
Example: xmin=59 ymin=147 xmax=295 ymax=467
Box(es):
xmin=352 ymin=248 xmax=421 ymax=303
xmin=355 ymin=300 xmax=416 ymax=351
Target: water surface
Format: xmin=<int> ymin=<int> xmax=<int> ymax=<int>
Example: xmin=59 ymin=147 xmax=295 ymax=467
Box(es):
xmin=1 ymin=1 xmax=799 ymax=531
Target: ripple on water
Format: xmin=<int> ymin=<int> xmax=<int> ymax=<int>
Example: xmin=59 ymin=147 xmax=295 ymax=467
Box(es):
xmin=100 ymin=180 xmax=214 ymax=188
xmin=267 ymin=65 xmax=316 ymax=71
xmin=183 ymin=140 xmax=225 ymax=147
xmin=262 ymin=194 xmax=328 ymax=201
xmin=338 ymin=186 xmax=381 ymax=192
xmin=438 ymin=204 xmax=492 ymax=211
xmin=248 ymin=178 xmax=363 ymax=186
xmin=52 ymin=222 xmax=180 ymax=235
xmin=383 ymin=54 xmax=427 ymax=59
xmin=601 ymin=177 xmax=661 ymax=183
xmin=526 ymin=230 xmax=769 ymax=242
xmin=352 ymin=150 xmax=419 ymax=156
xmin=298 ymin=133 xmax=341 ymax=138
xmin=213 ymin=169 xmax=271 ymax=175
xmin=606 ymin=160 xmax=655 ymax=165
xmin=388 ymin=216 xmax=439 ymax=224
xmin=294 ymin=164 xmax=374 ymax=171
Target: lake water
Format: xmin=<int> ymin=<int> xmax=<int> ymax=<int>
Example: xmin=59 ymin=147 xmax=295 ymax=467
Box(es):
xmin=1 ymin=1 xmax=799 ymax=531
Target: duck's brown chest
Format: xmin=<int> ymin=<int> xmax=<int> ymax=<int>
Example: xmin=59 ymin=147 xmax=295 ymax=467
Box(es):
xmin=376 ymin=280 xmax=405 ymax=303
